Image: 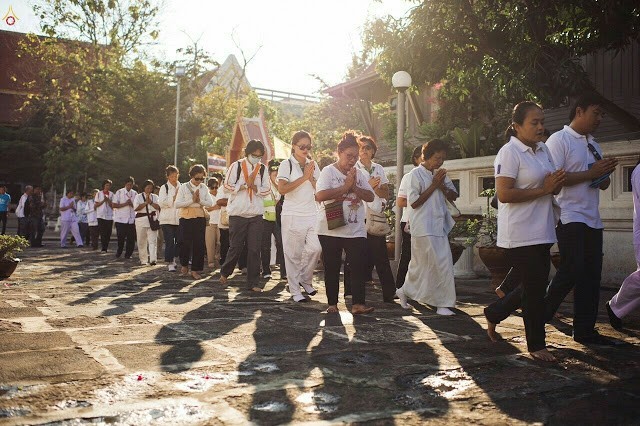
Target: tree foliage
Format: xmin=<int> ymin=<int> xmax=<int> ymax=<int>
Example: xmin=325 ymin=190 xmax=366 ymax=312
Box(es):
xmin=365 ymin=0 xmax=640 ymax=135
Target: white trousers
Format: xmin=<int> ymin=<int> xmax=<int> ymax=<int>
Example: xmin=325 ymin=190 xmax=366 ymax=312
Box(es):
xmin=136 ymin=225 xmax=158 ymax=264
xmin=609 ymin=244 xmax=640 ymax=318
xmin=60 ymin=220 xmax=83 ymax=247
xmin=281 ymin=215 xmax=322 ymax=299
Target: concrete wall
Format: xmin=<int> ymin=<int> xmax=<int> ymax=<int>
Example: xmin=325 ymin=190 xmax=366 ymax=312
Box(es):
xmin=385 ymin=138 xmax=640 ymax=285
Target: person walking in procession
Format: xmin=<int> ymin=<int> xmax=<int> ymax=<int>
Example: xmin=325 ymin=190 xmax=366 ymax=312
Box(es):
xmin=94 ymin=180 xmax=114 ymax=253
xmin=158 ymin=165 xmax=182 ymax=272
xmin=59 ymin=189 xmax=84 ymax=248
xmin=112 ymin=177 xmax=138 ymax=259
xmin=134 ymin=180 xmax=160 ymax=266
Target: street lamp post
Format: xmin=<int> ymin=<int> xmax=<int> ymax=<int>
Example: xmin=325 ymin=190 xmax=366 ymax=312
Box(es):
xmin=173 ymin=65 xmax=186 ymax=166
xmin=391 ymin=71 xmax=411 ymax=264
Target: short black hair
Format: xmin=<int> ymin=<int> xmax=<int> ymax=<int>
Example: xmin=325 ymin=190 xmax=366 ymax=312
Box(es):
xmin=142 ymin=179 xmax=154 ymax=190
xmin=124 ymin=176 xmax=135 ymax=185
xmin=412 ymin=145 xmax=423 ymax=166
xmin=245 ymin=139 xmax=265 ymax=157
xmin=101 ymin=179 xmax=112 ymax=189
xmin=189 ymin=164 xmax=206 ymax=177
xmin=166 ymin=165 xmax=179 ymax=176
xmin=422 ymin=139 xmax=449 ymax=160
xmin=207 ymin=178 xmax=219 ymax=189
xmin=569 ymin=93 xmax=603 ymax=121
xmin=268 ymin=159 xmax=281 ymax=171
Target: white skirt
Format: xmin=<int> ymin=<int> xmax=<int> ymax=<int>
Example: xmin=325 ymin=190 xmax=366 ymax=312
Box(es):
xmin=402 ymin=235 xmax=456 ymax=307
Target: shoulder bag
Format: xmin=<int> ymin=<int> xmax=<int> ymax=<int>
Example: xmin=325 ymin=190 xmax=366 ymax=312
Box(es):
xmin=144 ymin=194 xmax=161 ymax=231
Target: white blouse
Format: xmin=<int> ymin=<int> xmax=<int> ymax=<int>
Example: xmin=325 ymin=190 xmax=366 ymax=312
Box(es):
xmin=407 ymin=166 xmax=457 ymax=237
xmin=133 ymin=193 xmax=159 ymax=228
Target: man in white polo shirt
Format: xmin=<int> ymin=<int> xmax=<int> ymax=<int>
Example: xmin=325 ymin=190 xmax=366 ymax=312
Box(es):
xmin=112 ymin=177 xmax=138 ymax=259
xmin=544 ymin=93 xmax=619 ymax=346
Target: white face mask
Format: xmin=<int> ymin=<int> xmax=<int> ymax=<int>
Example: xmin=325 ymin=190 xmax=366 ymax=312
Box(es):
xmin=248 ymin=155 xmax=261 ymax=165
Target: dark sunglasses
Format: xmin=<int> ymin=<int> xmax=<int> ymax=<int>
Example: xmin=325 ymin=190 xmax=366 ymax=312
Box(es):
xmin=296 ymin=144 xmax=312 ymax=151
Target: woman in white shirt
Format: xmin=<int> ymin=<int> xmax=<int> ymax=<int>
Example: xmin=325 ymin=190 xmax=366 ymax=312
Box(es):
xmin=133 ymin=180 xmax=161 ymax=266
xmin=175 ymin=164 xmax=214 ymax=279
xmin=111 ymin=177 xmax=138 ymax=259
xmin=158 ymin=165 xmax=182 ymax=272
xmin=59 ymin=190 xmax=84 ymax=248
xmin=220 ymin=140 xmax=271 ymax=292
xmin=483 ymin=101 xmax=566 ymax=362
xmin=395 ymin=146 xmax=424 ymax=288
xmin=316 ymin=131 xmax=375 ymax=315
xmin=396 ymin=139 xmax=459 ymax=316
xmin=277 ymin=131 xmax=321 ymax=302
xmin=76 ymin=192 xmax=90 ymax=246
xmin=349 ymin=135 xmax=395 ymax=302
xmin=85 ymin=189 xmax=99 ymax=250
xmin=205 ymin=178 xmax=221 ymax=269
xmin=94 ymin=179 xmax=114 ymax=253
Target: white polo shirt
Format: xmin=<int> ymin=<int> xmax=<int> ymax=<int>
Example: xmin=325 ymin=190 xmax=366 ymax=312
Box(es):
xmin=94 ymin=191 xmax=114 ymax=220
xmin=407 ymin=166 xmax=457 ymax=237
xmin=223 ymin=159 xmax=271 ymax=218
xmin=112 ymin=188 xmax=137 ymax=224
xmin=495 ymin=136 xmax=558 ymax=248
xmin=546 ymin=125 xmax=604 ymax=229
xmin=355 ymin=160 xmax=389 ymax=213
xmin=277 ymin=156 xmax=320 ymax=217
xmin=133 ymin=193 xmax=159 ymax=228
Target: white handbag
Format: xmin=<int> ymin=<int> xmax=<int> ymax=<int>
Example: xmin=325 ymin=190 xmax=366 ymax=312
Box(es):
xmin=366 ymin=205 xmax=391 ymax=236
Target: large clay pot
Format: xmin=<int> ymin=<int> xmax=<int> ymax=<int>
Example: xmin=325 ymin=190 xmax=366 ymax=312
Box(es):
xmin=450 ymin=241 xmax=465 ymax=265
xmin=0 ymin=259 xmax=19 ymax=280
xmin=478 ymin=246 xmax=510 ymax=289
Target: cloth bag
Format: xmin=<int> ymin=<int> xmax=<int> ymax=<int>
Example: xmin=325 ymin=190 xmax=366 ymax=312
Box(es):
xmin=325 ymin=200 xmax=345 ymax=230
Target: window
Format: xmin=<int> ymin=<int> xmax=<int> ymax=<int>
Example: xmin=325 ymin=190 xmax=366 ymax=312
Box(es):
xmin=451 ymin=179 xmax=460 ymax=195
xmin=623 ymin=166 xmax=636 ymax=192
xmin=480 ymin=177 xmax=495 ymax=191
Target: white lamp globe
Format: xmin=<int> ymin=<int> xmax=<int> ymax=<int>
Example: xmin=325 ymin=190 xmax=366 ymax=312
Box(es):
xmin=392 ymin=71 xmax=412 ymax=90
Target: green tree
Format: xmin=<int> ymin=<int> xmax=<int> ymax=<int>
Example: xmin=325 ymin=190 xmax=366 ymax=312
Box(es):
xmin=365 ymin=0 xmax=640 ymax=136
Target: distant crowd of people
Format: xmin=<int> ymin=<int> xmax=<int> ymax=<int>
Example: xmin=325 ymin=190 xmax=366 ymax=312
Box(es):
xmin=4 ymin=93 xmax=639 ymax=362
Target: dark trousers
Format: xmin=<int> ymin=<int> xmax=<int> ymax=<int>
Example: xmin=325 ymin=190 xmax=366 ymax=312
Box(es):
xmin=221 ymin=216 xmax=263 ymax=288
xmin=115 ymin=222 xmax=136 ymax=258
xmin=18 ymin=217 xmax=30 ymax=240
xmin=485 ymin=244 xmax=551 ymax=352
xmin=89 ymin=225 xmax=99 ymax=250
xmin=161 ymin=224 xmax=181 ymax=262
xmin=396 ymin=222 xmax=412 ymax=288
xmin=0 ymin=211 xmax=7 ymax=234
xmin=345 ymin=234 xmax=396 ymax=301
xmin=219 ymin=228 xmax=230 ymax=265
xmin=320 ymin=235 xmax=368 ymax=306
xmin=545 ymin=222 xmax=603 ymax=338
xmin=28 ymin=216 xmax=44 ymax=247
xmin=496 ymin=267 xmax=519 ymax=295
xmin=97 ymin=218 xmax=113 ymax=251
xmin=78 ymin=222 xmax=89 ymax=245
xmin=261 ymin=219 xmax=286 ymax=276
xmin=179 ymin=217 xmax=206 ymax=272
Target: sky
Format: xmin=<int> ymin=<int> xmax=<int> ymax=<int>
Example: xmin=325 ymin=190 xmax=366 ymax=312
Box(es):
xmin=2 ymin=0 xmax=413 ymax=95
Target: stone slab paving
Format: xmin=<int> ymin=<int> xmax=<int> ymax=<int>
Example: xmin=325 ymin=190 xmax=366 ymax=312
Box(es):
xmin=1 ymin=246 xmax=640 ymax=425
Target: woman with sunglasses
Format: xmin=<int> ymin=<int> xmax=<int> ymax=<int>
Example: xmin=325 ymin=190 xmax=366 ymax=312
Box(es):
xmin=277 ymin=131 xmax=321 ymax=302
xmin=316 ymin=130 xmax=376 ymax=314
xmin=220 ymin=140 xmax=272 ymax=292
xmin=175 ymin=164 xmax=214 ymax=279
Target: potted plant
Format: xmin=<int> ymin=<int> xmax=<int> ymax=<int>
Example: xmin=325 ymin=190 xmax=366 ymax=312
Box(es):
xmin=465 ymin=188 xmax=510 ymax=288
xmin=384 ymin=194 xmax=396 ymax=259
xmin=447 ymin=221 xmax=471 ymax=266
xmin=0 ymin=235 xmax=30 ymax=280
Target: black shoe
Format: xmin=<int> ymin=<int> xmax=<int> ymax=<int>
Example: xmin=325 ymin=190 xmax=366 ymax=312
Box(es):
xmin=115 ymin=252 xmax=122 ymax=258
xmin=606 ymin=301 xmax=623 ymax=331
xmin=573 ymin=331 xmax=620 ymax=346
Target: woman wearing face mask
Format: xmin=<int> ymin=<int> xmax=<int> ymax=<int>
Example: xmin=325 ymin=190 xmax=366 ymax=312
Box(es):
xmin=175 ymin=164 xmax=214 ymax=279
xmin=220 ymin=140 xmax=272 ymax=292
xmin=315 ymin=130 xmax=376 ymax=315
xmin=483 ymin=101 xmax=565 ymax=362
xmin=277 ymin=131 xmax=321 ymax=302
xmin=133 ymin=179 xmax=161 ymax=266
xmin=396 ymin=139 xmax=459 ymax=316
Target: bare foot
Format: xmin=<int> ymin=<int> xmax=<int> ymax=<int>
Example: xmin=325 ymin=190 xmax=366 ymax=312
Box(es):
xmin=220 ymin=275 xmax=228 ymax=286
xmin=530 ymin=349 xmax=556 ymax=362
xmin=250 ymin=286 xmax=262 ymax=292
xmin=326 ymin=305 xmax=339 ymax=313
xmin=191 ymin=271 xmax=202 ymax=280
xmin=486 ymin=321 xmax=499 ymax=342
xmin=180 ymin=266 xmax=189 ymax=276
xmin=351 ymin=304 xmax=374 ymax=315
xmin=495 ymin=287 xmax=506 ymax=298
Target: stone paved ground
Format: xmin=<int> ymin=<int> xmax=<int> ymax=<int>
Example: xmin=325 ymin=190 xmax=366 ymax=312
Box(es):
xmin=1 ymin=245 xmax=640 ymax=425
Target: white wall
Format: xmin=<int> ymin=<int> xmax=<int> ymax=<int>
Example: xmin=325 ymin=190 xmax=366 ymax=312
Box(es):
xmin=385 ymin=138 xmax=640 ymax=285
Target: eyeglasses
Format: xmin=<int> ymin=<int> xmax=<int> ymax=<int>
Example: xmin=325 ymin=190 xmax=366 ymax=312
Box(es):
xmin=193 ymin=177 xmax=205 ymax=181
xmin=296 ymin=144 xmax=312 ymax=151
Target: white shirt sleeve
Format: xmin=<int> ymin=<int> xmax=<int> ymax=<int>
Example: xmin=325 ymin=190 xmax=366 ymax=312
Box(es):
xmin=545 ymin=133 xmax=566 ymax=169
xmin=407 ymin=171 xmax=424 ymax=206
xmin=174 ymin=184 xmax=193 ymax=209
xmin=277 ymin=160 xmax=292 ymax=182
xmin=133 ymin=193 xmax=144 ymax=210
xmin=495 ymin=145 xmax=519 ymax=179
xmin=316 ymin=166 xmax=333 ymax=192
xmin=376 ymin=164 xmax=389 ymax=185
xmin=199 ymin=185 xmax=214 ymax=207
